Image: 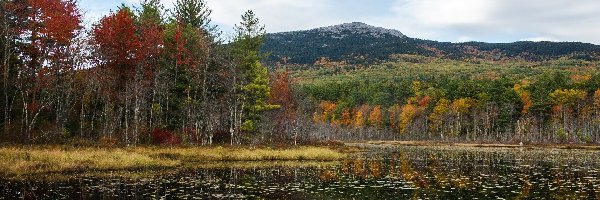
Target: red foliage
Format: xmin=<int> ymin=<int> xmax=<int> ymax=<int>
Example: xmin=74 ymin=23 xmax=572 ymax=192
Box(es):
xmin=137 ymin=18 xmax=164 ymax=82
xmin=270 ymin=68 xmax=293 ymax=109
xmin=92 ymin=7 xmax=165 ymax=103
xmin=173 ymin=23 xmax=190 ymax=67
xmin=19 ymin=0 xmax=81 ymax=77
xmin=28 ymin=0 xmax=81 ymax=45
xmin=151 ymin=128 xmax=180 ymax=145
xmin=92 ymin=8 xmax=140 ymax=88
xmin=418 ymin=96 xmax=431 ymax=107
xmin=270 ymin=68 xmax=297 ymax=133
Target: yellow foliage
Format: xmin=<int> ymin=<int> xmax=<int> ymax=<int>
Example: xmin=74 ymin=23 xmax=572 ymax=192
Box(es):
xmin=549 ymin=89 xmax=587 ymax=107
xmin=399 ymin=104 xmax=418 ymax=134
xmin=353 ymin=105 xmax=371 ymax=128
xmin=594 ymin=89 xmax=600 ymax=109
xmin=451 ymin=98 xmax=474 ymax=114
xmin=429 ymin=99 xmax=450 ymax=131
xmin=314 ymin=101 xmax=337 ymax=123
xmin=353 ymin=111 xmax=364 ymax=128
xmin=411 ymin=81 xmax=422 ymax=97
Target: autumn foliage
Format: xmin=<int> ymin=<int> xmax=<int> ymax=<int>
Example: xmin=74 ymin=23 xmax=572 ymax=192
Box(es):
xmin=92 ymin=8 xmax=140 ymax=91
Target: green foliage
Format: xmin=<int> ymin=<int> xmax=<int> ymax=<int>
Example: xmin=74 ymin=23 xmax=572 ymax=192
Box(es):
xmin=234 ymin=10 xmax=276 ymax=132
xmin=138 ymin=0 xmax=163 ymax=24
xmin=173 ymin=0 xmax=216 ymax=32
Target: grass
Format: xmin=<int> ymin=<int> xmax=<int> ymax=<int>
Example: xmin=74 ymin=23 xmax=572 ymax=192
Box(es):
xmin=0 ymin=146 xmax=346 ymax=176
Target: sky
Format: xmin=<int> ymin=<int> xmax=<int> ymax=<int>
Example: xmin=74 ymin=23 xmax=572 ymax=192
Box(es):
xmin=79 ymin=0 xmax=600 ymax=44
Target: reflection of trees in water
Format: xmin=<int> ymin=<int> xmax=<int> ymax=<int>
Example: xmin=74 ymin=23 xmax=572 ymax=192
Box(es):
xmin=331 ymin=146 xmax=600 ymax=199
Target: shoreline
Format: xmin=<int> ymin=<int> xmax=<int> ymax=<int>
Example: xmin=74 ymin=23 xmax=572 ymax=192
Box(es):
xmin=355 ymin=140 xmax=600 ymax=150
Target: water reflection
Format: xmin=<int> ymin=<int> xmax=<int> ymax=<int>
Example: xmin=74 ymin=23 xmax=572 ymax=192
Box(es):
xmin=1 ymin=146 xmax=600 ymax=199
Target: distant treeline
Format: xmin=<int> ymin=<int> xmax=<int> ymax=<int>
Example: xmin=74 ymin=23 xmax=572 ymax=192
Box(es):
xmin=293 ymin=55 xmax=600 ymax=143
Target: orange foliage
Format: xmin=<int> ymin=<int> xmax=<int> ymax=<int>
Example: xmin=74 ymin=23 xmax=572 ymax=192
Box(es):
xmin=368 ymin=106 xmax=383 ymax=128
xmin=353 ymin=105 xmax=371 ymax=128
xmin=340 ymin=109 xmax=352 ymax=126
xmin=418 ymin=96 xmax=431 ymax=107
xmin=570 ymin=74 xmax=591 ymax=84
xmin=552 ymin=105 xmax=563 ymax=119
xmin=313 ymin=101 xmax=337 ymax=123
xmin=514 ymin=83 xmax=533 ymax=114
xmin=388 ymin=104 xmax=401 ymax=129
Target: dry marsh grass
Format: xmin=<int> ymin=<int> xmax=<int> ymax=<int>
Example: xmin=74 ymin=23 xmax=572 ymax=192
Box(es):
xmin=0 ymin=146 xmax=345 ymax=176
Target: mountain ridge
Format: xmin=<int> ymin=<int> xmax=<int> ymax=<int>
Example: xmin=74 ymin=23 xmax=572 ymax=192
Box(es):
xmin=262 ymin=22 xmax=600 ymax=64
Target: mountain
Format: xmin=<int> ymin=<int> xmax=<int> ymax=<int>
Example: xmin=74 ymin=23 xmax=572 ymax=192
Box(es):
xmin=262 ymin=22 xmax=600 ymax=64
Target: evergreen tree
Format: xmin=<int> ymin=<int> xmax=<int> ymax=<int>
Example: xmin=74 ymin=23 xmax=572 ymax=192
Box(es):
xmin=173 ymin=0 xmax=216 ymax=35
xmin=233 ymin=10 xmax=277 ymax=132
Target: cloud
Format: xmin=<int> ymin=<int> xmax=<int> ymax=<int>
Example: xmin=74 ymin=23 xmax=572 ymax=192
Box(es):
xmin=521 ymin=37 xmax=558 ymax=42
xmin=152 ymin=0 xmax=340 ymax=33
xmin=379 ymin=0 xmax=600 ymax=44
xmin=79 ymin=0 xmax=600 ymax=44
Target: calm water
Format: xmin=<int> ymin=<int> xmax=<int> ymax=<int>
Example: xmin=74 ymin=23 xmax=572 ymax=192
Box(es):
xmin=2 ymin=145 xmax=600 ymax=199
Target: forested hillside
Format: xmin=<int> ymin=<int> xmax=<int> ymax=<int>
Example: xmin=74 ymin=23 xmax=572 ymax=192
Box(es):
xmin=289 ymin=54 xmax=600 ymax=143
xmin=263 ymin=22 xmax=600 ymax=64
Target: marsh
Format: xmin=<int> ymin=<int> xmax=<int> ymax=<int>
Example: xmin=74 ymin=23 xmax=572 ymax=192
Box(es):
xmin=2 ymin=145 xmax=599 ymax=199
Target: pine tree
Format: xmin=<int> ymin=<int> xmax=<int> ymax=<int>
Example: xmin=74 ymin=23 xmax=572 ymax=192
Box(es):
xmin=173 ymin=0 xmax=216 ymax=34
xmin=233 ymin=10 xmax=277 ymax=132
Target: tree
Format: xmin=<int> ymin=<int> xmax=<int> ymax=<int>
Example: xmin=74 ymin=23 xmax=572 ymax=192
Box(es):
xmin=132 ymin=0 xmax=165 ymax=144
xmin=429 ymin=99 xmax=450 ymax=138
xmin=549 ymin=89 xmax=587 ymax=141
xmin=269 ymin=67 xmax=295 ymax=142
xmin=92 ymin=6 xmax=141 ymax=142
xmin=368 ymin=105 xmax=383 ymax=128
xmin=233 ymin=10 xmax=277 ymax=133
xmin=353 ymin=105 xmax=370 ymax=129
xmin=314 ymin=101 xmax=336 ymax=123
xmin=173 ymin=0 xmax=216 ymax=33
xmin=388 ymin=104 xmax=401 ymax=130
xmin=18 ymin=0 xmax=82 ymax=139
xmin=450 ymin=98 xmax=474 ymax=137
xmin=340 ymin=108 xmax=352 ymax=127
xmin=514 ymin=82 xmax=533 ymax=114
xmin=0 ymin=0 xmax=27 ymax=136
xmin=399 ymin=104 xmax=417 ymax=135
xmin=593 ymin=89 xmax=600 ymax=141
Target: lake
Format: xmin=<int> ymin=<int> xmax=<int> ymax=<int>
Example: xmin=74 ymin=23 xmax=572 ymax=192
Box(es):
xmin=2 ymin=145 xmax=600 ymax=199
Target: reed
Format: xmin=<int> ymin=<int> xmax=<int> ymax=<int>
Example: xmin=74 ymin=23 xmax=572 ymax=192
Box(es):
xmin=0 ymin=146 xmax=346 ymax=176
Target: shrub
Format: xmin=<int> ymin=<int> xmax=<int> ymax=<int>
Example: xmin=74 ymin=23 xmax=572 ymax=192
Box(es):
xmin=151 ymin=128 xmax=180 ymax=145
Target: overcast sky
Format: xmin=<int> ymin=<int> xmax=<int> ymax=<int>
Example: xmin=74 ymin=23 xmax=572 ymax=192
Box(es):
xmin=79 ymin=0 xmax=600 ymax=44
